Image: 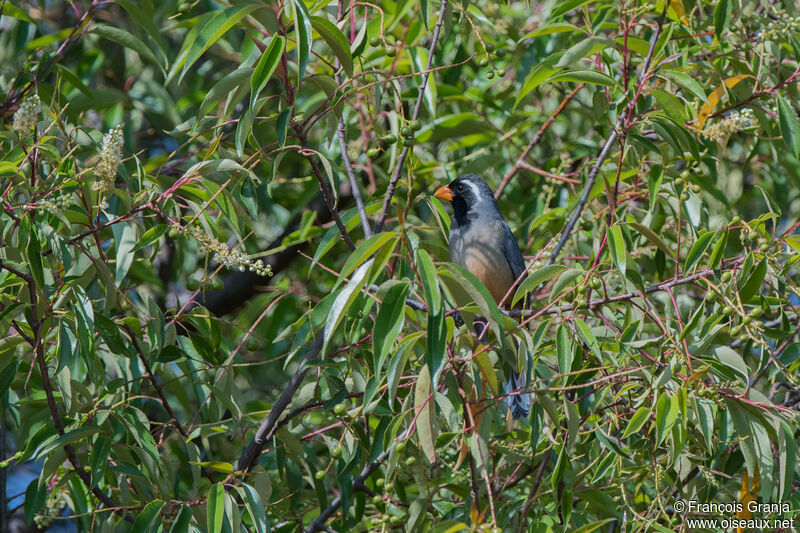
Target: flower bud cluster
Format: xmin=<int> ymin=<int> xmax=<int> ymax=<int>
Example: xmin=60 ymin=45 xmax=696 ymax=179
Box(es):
xmin=701 ymin=108 xmax=755 ymax=143
xmin=12 ymin=94 xmax=41 ymax=137
xmin=177 ymin=224 xmax=272 ymax=276
xmin=93 ymin=126 xmax=124 ymax=194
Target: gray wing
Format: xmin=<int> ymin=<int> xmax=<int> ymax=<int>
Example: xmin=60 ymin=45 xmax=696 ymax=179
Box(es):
xmin=502 ymin=222 xmax=527 ymax=285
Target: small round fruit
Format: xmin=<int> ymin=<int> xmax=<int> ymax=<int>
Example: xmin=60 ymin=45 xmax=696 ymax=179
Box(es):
xmin=369 ymin=36 xmax=381 ymax=47
xmin=723 ymin=306 xmax=734 ymax=317
xmin=212 ymin=278 xmax=224 ymax=291
xmin=400 ymin=126 xmax=412 ymax=137
xmin=721 ymin=271 xmax=732 ymax=282
xmin=705 ymin=292 xmax=716 ymax=302
xmin=731 ymin=325 xmax=742 ymax=336
xmin=675 ymin=177 xmax=684 ymax=188
xmin=738 ymin=334 xmax=748 ymax=343
xmin=731 ymin=216 xmax=741 ymax=225
xmin=315 ymin=470 xmax=326 ymax=480
xmin=486 ymin=43 xmax=495 ymax=52
xmin=497 ymin=68 xmax=506 ymax=76
xmin=385 ymin=46 xmax=397 ymax=57
xmin=410 ymin=119 xmax=421 ymax=131
xmin=760 ymin=243 xmax=769 ymax=252
xmin=396 ymin=441 xmax=406 ymax=453
xmin=591 ymin=278 xmax=602 ymax=289
xmin=479 ymin=57 xmax=489 ymax=67
xmin=742 ymin=316 xmax=752 ymax=325
xmin=691 ymin=184 xmax=701 ymax=193
xmin=186 ymin=278 xmax=199 ymax=291
xmin=404 ymin=456 xmax=416 ymax=466
xmin=401 ymin=137 xmax=413 ymax=147
xmin=332 ymin=445 xmax=342 ymax=458
xmin=169 ymin=228 xmax=181 ymax=239
xmin=495 ymin=48 xmax=507 ymax=57
xmin=749 ymin=308 xmax=763 ymax=318
xmin=680 ymin=192 xmax=689 ymax=200
xmin=382 ymin=134 xmax=397 ymax=144
xmin=390 ymin=515 xmax=402 ymax=525
xmin=486 ymin=71 xmax=495 ymax=79
xmin=384 ymin=481 xmax=393 ymax=492
xmin=372 ymin=495 xmax=383 ymax=506
xmin=680 ymin=170 xmax=690 ymax=180
xmin=376 ymin=478 xmax=385 ymax=488
xmin=333 ymin=403 xmax=347 ymax=416
xmin=367 ymin=147 xmax=380 ymax=158
xmin=577 ymin=285 xmax=587 ymax=295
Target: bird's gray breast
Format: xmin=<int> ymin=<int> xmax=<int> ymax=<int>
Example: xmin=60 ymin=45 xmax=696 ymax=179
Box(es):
xmin=449 ymin=216 xmax=516 ymax=305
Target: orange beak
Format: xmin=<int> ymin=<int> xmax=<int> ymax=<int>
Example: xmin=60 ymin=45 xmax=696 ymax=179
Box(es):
xmin=434 ymin=185 xmax=453 ymax=202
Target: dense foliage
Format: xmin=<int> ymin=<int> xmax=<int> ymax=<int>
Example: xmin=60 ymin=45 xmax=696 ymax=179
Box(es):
xmin=1 ymin=0 xmax=800 ymax=531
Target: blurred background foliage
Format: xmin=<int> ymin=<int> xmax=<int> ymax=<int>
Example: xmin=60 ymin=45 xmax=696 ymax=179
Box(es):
xmin=1 ymin=0 xmax=800 ymax=531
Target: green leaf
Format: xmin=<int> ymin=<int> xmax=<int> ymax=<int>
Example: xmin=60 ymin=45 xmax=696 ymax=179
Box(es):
xmin=207 ymin=483 xmax=225 ymax=533
xmin=236 ymin=484 xmax=269 ymax=533
xmin=555 ymin=37 xmax=616 ymax=68
xmin=607 ymin=225 xmax=627 ymax=278
xmin=198 ymin=67 xmax=253 ymax=117
xmin=655 ymin=394 xmax=678 ymax=445
xmin=311 ymin=16 xmax=353 ymax=78
xmin=113 ymin=222 xmax=137 ymax=283
xmin=336 ymin=232 xmax=399 ymax=288
xmin=627 ymin=221 xmax=672 ymax=256
xmin=713 ymin=0 xmax=732 ymax=40
xmin=276 ymin=108 xmax=290 ymax=148
xmin=777 ymin=96 xmax=800 ymax=157
xmin=26 ymin=228 xmax=45 ymax=288
xmin=520 ymin=23 xmax=582 ymax=40
xmin=515 ymin=54 xmax=561 ymax=108
xmin=738 ymin=257 xmax=766 ymax=303
xmin=24 ymin=479 xmax=46 ymax=524
xmin=250 ymin=35 xmax=286 ymax=113
xmin=713 ymin=346 xmax=749 ymax=383
xmin=189 ymin=461 xmax=234 ymax=473
xmin=621 ymin=407 xmax=650 ymax=439
xmin=373 ymin=282 xmax=410 ymax=372
xmin=324 ymin=259 xmax=373 ymax=351
xmin=684 ymin=231 xmax=714 ymax=272
xmin=290 ymin=0 xmax=313 ymax=84
xmin=131 ymin=500 xmax=164 ymax=533
xmin=415 ymin=365 xmax=437 ymax=463
xmin=92 ymin=24 xmax=161 ymax=68
xmin=575 ymin=318 xmax=604 ymax=362
xmin=131 ymin=224 xmax=169 ymax=254
xmin=556 ymin=324 xmax=572 ymax=377
xmin=169 ymin=506 xmax=193 ymax=533
xmin=547 ymin=69 xmax=617 ymax=88
xmin=709 ymin=229 xmax=728 ymax=269
xmin=660 ymin=70 xmax=709 ymax=104
xmin=175 ymin=4 xmax=262 ymax=84
xmin=89 ymin=436 xmax=111 ymax=489
xmin=512 ymin=264 xmax=566 ymax=306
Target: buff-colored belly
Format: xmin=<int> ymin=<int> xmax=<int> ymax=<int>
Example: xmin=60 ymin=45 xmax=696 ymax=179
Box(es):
xmin=451 ymin=235 xmax=515 ymax=305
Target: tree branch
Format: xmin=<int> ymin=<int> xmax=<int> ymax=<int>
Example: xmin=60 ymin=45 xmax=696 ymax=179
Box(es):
xmin=372 ymin=0 xmax=448 ymax=234
xmin=495 ymin=83 xmax=585 ymax=199
xmin=547 ymin=4 xmax=670 ymax=266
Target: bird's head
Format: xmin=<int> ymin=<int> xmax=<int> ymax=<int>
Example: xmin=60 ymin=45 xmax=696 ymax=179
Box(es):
xmin=434 ymin=174 xmax=499 ymax=220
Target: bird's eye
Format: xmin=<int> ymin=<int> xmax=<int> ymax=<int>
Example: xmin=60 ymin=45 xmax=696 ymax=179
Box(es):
xmin=455 ymin=184 xmax=465 ymax=193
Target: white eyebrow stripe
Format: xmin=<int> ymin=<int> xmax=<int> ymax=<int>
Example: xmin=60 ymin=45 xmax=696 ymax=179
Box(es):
xmin=466 ymin=180 xmax=482 ymax=201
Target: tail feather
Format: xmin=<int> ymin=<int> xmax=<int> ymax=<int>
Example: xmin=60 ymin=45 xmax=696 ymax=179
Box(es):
xmin=503 ymin=369 xmax=531 ymax=420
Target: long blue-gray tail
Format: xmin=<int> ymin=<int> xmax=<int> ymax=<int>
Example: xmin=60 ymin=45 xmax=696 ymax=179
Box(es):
xmin=503 ymin=369 xmax=531 ymax=420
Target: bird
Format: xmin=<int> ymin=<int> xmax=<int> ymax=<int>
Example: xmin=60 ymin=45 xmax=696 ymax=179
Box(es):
xmin=434 ymin=173 xmax=532 ymax=419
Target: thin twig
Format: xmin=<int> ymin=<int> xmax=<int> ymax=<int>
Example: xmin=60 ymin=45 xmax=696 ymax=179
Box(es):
xmin=337 ymin=117 xmax=371 ymax=238
xmin=295 ymin=129 xmax=356 ymax=251
xmin=372 ymin=0 xmax=448 ymax=234
xmin=236 ymin=335 xmax=324 ymax=472
xmin=495 ymin=83 xmax=585 ymax=198
xmin=547 ymin=4 xmax=670 ymax=265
